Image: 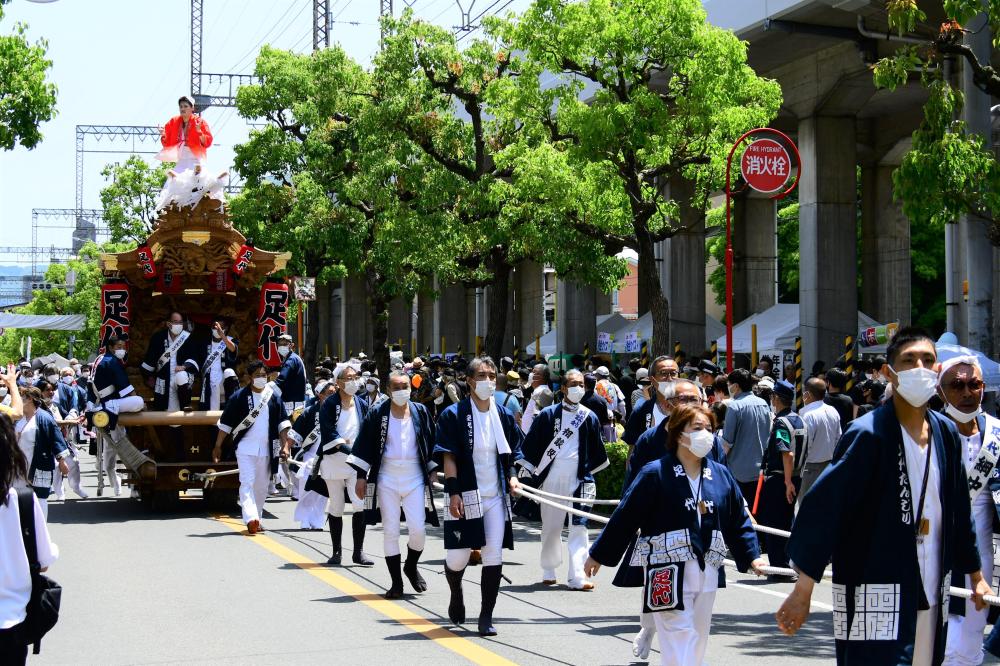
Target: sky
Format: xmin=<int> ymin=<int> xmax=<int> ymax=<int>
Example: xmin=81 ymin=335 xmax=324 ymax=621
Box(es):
xmin=0 ymin=0 xmax=529 ymax=265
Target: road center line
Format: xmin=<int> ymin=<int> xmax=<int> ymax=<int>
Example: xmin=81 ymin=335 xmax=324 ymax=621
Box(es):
xmin=731 ymin=580 xmax=834 ymax=611
xmin=211 ymin=515 xmax=518 ymax=666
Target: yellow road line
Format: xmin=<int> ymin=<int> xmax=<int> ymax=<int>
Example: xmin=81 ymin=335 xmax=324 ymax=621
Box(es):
xmin=212 ymin=515 xmax=518 ymax=666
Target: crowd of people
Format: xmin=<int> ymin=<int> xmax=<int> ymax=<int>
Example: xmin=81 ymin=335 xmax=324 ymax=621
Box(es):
xmin=2 ymin=323 xmax=1000 ymax=665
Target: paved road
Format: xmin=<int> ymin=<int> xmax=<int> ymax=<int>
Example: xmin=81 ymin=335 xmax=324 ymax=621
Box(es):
xmin=28 ymin=451 xmax=998 ymax=665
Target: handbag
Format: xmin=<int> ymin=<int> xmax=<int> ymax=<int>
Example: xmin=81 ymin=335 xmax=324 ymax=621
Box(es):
xmin=15 ymin=488 xmax=62 ymax=654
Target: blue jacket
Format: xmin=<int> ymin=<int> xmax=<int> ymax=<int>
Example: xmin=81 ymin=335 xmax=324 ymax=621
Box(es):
xmin=140 ymin=328 xmax=205 ymax=410
xmin=26 ymin=408 xmax=69 ymax=500
xmin=274 ymin=352 xmax=307 ymax=406
xmin=318 ymin=392 xmax=369 ymax=458
xmin=217 ymin=385 xmax=291 ymax=472
xmin=622 ymin=397 xmax=665 ymax=448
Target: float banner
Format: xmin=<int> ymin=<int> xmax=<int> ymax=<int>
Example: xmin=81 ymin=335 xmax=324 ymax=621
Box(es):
xmin=258 ymin=280 xmax=289 ymax=367
xmin=99 ymin=282 xmax=131 ymax=350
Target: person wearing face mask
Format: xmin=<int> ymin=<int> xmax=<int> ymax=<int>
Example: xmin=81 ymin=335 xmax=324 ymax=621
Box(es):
xmin=347 ymin=372 xmax=439 ymax=599
xmin=38 ymin=380 xmax=88 ymax=502
xmin=72 ymin=364 xmax=92 ymax=455
xmin=586 ymin=404 xmax=765 ymax=665
xmin=213 ymin=361 xmax=292 ymax=535
xmin=286 ymin=380 xmax=336 ymax=530
xmin=755 ymin=380 xmax=804 ymax=582
xmin=0 ymin=364 xmax=22 ymax=422
xmin=616 ymin=379 xmax=727 ymax=659
xmin=520 ymin=363 xmax=553 ymax=434
xmin=778 ymin=328 xmax=992 ymax=666
xmin=313 ymin=364 xmax=372 ymax=566
xmin=35 ymin=364 xmax=59 ymax=391
xmin=272 ymin=333 xmax=307 ymax=415
xmin=54 ymin=368 xmax=78 ymax=426
xmin=937 ymin=356 xmax=999 ymax=666
xmin=721 ymin=368 xmax=773 ymax=503
xmin=140 ymin=311 xmax=203 ymax=413
xmin=622 ymin=356 xmax=681 ymax=464
xmin=435 ymin=356 xmax=525 ymax=637
xmin=14 ymin=387 xmax=71 ymax=519
xmin=199 ymin=320 xmax=238 ymax=411
xmin=362 ymin=374 xmax=387 ymax=408
xmin=518 ymin=369 xmax=607 ymax=590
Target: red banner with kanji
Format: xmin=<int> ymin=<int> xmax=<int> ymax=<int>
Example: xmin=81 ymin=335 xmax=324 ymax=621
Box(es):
xmin=257 ymin=280 xmax=289 ymax=367
xmin=99 ymin=282 xmax=131 ymax=350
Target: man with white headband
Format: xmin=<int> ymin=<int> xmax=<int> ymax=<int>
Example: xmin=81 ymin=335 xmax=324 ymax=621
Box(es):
xmin=777 ymin=327 xmax=991 ymax=665
xmin=518 ymin=368 xmax=608 ymax=591
xmin=939 ymin=354 xmax=1000 ymax=666
xmin=347 ymin=371 xmax=439 ymax=599
xmin=435 ymin=356 xmax=525 ymax=637
xmin=313 ymin=363 xmax=372 ymax=566
xmin=286 ymin=379 xmax=335 ymax=530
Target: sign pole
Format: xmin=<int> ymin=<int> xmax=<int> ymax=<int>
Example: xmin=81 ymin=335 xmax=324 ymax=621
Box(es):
xmin=724 ymin=128 xmax=801 ymax=372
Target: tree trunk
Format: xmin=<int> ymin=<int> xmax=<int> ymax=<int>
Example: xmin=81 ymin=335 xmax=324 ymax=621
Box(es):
xmin=303 ymin=295 xmax=320 ymax=372
xmin=367 ymin=270 xmax=391 ymax=380
xmin=484 ymin=258 xmax=511 ymax=362
xmin=637 ymin=236 xmax=670 ymax=358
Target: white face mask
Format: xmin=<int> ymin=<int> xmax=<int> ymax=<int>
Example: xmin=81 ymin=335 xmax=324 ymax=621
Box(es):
xmin=391 ymin=389 xmax=411 ymax=406
xmin=367 ymin=383 xmax=378 ymax=393
xmin=212 ymin=329 xmax=222 ymax=340
xmin=566 ymin=385 xmax=586 ymax=404
xmin=683 ymin=429 xmax=715 ymax=458
xmin=61 ymin=376 xmax=73 ymax=385
xmin=169 ymin=323 xmax=184 ymax=335
xmin=252 ymin=376 xmax=267 ymax=390
xmin=46 ymin=374 xmax=58 ymax=384
xmin=342 ymin=379 xmax=360 ymax=396
xmin=657 ymin=380 xmax=674 ymax=399
xmin=114 ymin=348 xmax=127 ymax=360
xmin=277 ymin=345 xmax=290 ymax=357
xmin=474 ymin=379 xmax=496 ymax=401
xmin=0 ymin=387 xmax=7 ymax=398
xmin=890 ymin=366 xmax=939 ymax=408
xmin=755 ymin=368 xmax=765 ymax=378
xmin=945 ymin=402 xmax=982 ymax=424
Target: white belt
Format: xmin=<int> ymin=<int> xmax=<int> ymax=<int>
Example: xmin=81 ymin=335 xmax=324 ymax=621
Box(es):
xmin=380 ymin=458 xmax=423 ymax=475
xmin=97 ymin=385 xmax=115 ymax=399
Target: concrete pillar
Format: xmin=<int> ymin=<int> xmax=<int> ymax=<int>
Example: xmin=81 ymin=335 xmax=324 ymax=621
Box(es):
xmin=732 ymin=194 xmax=777 ymax=323
xmin=437 ymin=283 xmax=468 ymax=356
xmin=595 ymin=290 xmax=613 ymax=317
xmin=798 ymin=115 xmax=858 ymax=370
xmin=556 ymin=279 xmax=597 ymax=357
xmin=860 ymin=162 xmax=911 ymax=325
xmin=483 ymin=282 xmax=514 ymax=356
xmin=466 ymin=288 xmax=479 ymax=355
xmin=343 ymin=275 xmax=373 ymax=356
xmin=959 ymin=17 xmax=994 ymax=355
xmin=316 ymin=282 xmax=333 ymax=359
xmin=666 ymin=176 xmax=707 ymax=354
xmin=514 ymin=261 xmax=545 ymax=350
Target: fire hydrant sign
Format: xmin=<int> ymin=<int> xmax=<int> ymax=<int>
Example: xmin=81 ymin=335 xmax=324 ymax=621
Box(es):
xmin=740 ymin=138 xmax=791 ymax=193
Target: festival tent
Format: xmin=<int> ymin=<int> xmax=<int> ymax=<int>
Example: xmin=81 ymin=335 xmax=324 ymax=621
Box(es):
xmin=524 ymin=314 xmax=625 ymax=357
xmin=715 ymin=303 xmax=882 ymax=353
xmin=0 ymin=314 xmax=86 ymax=330
xmin=605 ymin=312 xmax=726 ymax=354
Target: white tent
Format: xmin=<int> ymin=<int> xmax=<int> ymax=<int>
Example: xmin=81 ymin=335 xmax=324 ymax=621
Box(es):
xmin=606 ymin=312 xmax=726 ymax=354
xmin=0 ymin=313 xmax=86 ymax=331
xmin=523 ymin=313 xmax=630 ymax=356
xmin=715 ymin=303 xmax=881 ymax=353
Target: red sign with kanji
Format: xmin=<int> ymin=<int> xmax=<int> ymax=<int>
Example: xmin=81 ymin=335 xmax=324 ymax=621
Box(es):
xmin=740 ymin=138 xmax=791 ymax=193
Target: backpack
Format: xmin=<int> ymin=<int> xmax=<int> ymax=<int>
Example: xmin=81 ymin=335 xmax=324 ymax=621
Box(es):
xmin=15 ymin=488 xmax=62 ymax=654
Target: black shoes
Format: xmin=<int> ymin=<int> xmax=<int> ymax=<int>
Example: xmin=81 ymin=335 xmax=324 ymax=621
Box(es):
xmin=445 ymin=566 xmax=466 ymax=625
xmin=404 ymin=547 xmax=428 ymax=593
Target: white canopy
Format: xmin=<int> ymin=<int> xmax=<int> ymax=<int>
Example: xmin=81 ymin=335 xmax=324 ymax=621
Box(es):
xmin=524 ymin=312 xmax=726 ymax=356
xmin=715 ymin=303 xmax=881 ymax=353
xmin=524 ymin=314 xmax=625 ymax=356
xmin=0 ymin=314 xmax=86 ymax=331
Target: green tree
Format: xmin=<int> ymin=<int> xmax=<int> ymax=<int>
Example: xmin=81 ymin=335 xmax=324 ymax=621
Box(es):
xmin=99 ymin=155 xmax=172 ymax=243
xmin=491 ymin=0 xmax=782 ymax=356
xmin=0 ymin=0 xmax=57 ymax=150
xmin=0 ymin=242 xmax=128 ymax=362
xmin=874 ymin=3 xmax=999 ymax=239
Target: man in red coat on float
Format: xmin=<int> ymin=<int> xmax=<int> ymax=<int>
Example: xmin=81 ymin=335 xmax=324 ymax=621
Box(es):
xmin=157 ymin=95 xmax=213 ymax=174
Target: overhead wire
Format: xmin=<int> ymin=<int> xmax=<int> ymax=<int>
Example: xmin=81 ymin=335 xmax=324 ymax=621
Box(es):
xmin=226 ymin=0 xmax=310 ymax=73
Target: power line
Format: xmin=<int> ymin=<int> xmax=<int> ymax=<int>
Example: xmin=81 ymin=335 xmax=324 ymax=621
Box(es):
xmin=226 ymin=0 xmax=309 ymax=73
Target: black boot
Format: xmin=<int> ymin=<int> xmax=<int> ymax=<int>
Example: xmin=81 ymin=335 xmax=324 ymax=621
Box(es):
xmin=478 ymin=565 xmax=502 ymax=637
xmin=327 ymin=515 xmax=343 ymax=565
xmin=403 ymin=547 xmax=428 ymax=593
xmin=445 ymin=566 xmax=466 ymax=625
xmin=351 ymin=512 xmax=374 ymax=566
xmin=384 ymin=554 xmax=404 ymax=599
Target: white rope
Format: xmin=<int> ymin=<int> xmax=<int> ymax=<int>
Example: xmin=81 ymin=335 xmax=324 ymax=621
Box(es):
xmin=520 ymin=484 xmax=622 ymax=506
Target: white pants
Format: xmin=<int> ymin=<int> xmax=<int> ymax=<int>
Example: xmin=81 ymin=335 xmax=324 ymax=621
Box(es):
xmin=103 ymin=394 xmax=145 ymax=416
xmin=539 ymin=459 xmax=590 ymax=587
xmin=651 ymin=564 xmax=718 ymax=666
xmin=293 ymin=446 xmax=327 ymax=529
xmin=945 ymin=502 xmax=994 ymax=665
xmin=446 ymin=493 xmax=506 ymax=569
xmin=320 ymin=452 xmax=363 ymax=516
xmin=377 ymin=460 xmax=427 ymax=557
xmin=102 ymin=440 xmax=121 ymax=496
xmin=206 ymin=380 xmax=222 ymax=411
xmin=237 ymin=453 xmax=270 ymax=525
xmin=913 ymin=605 xmax=939 ymax=666
xmin=54 ymin=448 xmax=87 ymax=500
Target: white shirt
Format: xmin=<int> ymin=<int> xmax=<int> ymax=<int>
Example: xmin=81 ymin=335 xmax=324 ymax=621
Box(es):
xmin=337 ymin=401 xmax=360 ymax=447
xmin=0 ymin=489 xmax=58 ymax=629
xmin=901 ymin=426 xmax=942 ymax=606
xmin=961 ymin=430 xmax=995 ymax=521
xmin=652 ymin=403 xmax=669 ymax=429
xmin=472 ymin=407 xmax=500 ymax=497
xmin=522 ymin=396 xmax=538 ymax=434
xmin=209 ymin=338 xmax=231 ymax=386
xmin=384 ymin=412 xmax=417 ymax=462
xmin=687 ymin=472 xmax=703 ymax=527
xmin=555 ymin=405 xmax=581 ymax=462
xmin=800 ymin=400 xmax=843 ymax=463
xmin=236 ymin=392 xmax=271 ymax=457
xmin=18 ymin=415 xmax=38 ymax=469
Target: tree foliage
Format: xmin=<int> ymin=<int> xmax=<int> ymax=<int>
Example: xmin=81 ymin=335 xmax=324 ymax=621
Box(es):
xmin=874 ymin=3 xmax=999 ymax=239
xmin=0 ymin=0 xmax=57 ymax=150
xmin=99 ymin=155 xmax=172 ymax=243
xmin=488 ymin=0 xmax=782 ymax=355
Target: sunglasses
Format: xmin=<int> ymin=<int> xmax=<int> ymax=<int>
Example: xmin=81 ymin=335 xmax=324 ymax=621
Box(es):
xmin=947 ymin=378 xmax=984 ymax=392
xmin=671 ymin=395 xmax=702 ymax=405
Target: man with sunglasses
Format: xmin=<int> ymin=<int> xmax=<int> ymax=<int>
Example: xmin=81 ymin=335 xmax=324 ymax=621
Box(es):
xmin=939 ymin=356 xmax=999 ymax=665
